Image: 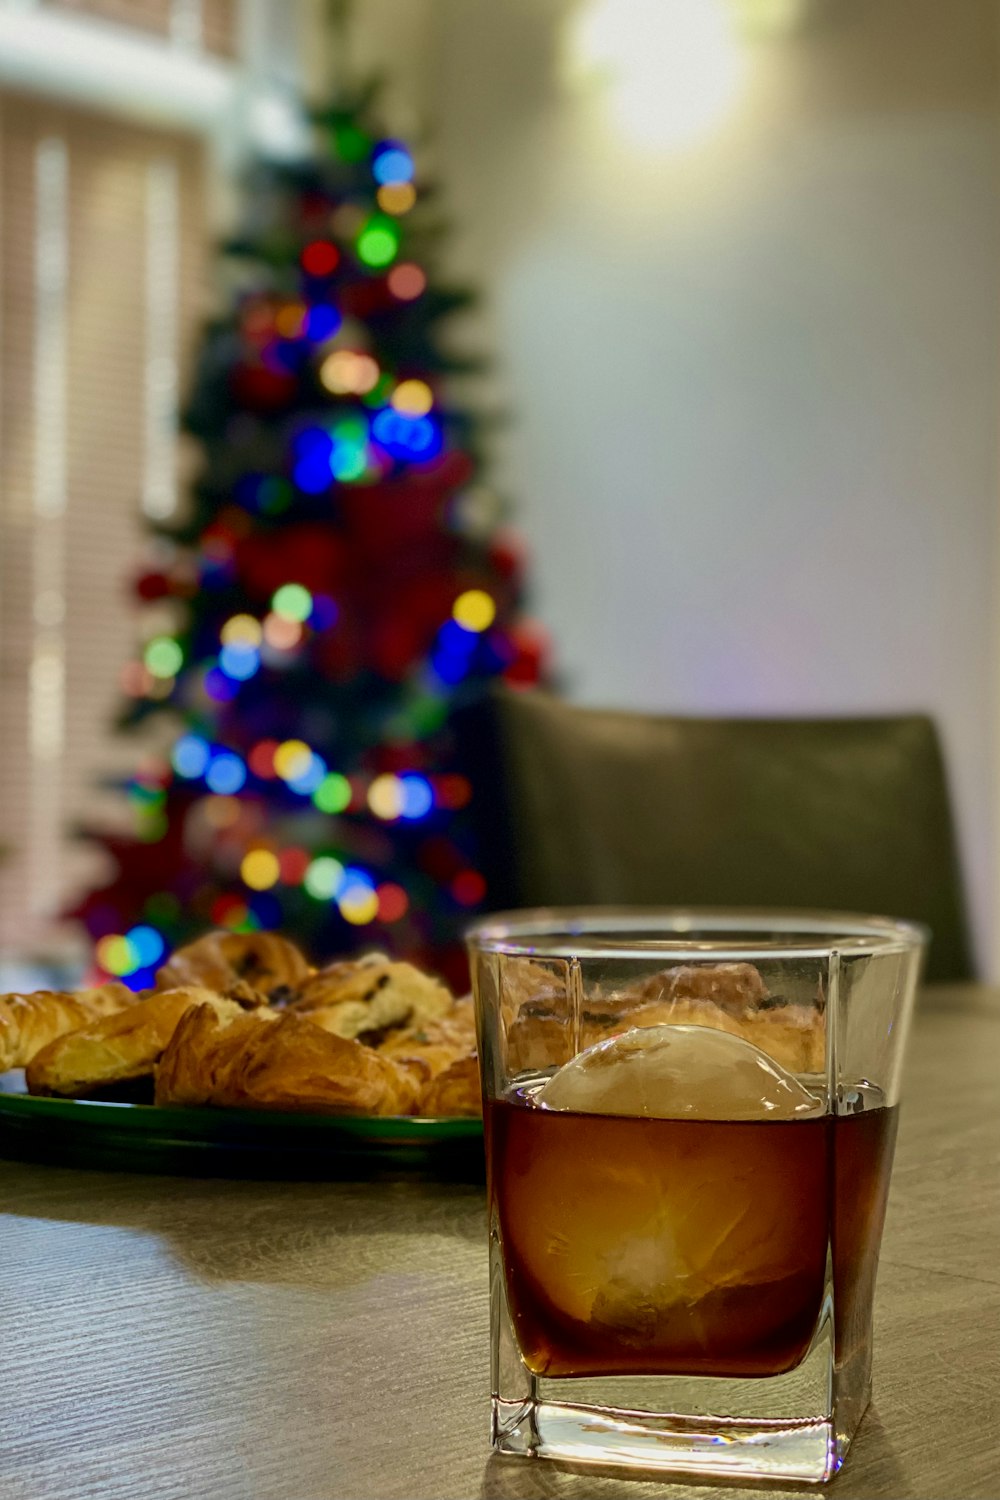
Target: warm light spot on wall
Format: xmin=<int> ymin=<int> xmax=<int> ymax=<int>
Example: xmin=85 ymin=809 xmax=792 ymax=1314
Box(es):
xmin=568 ymin=0 xmax=745 ymax=151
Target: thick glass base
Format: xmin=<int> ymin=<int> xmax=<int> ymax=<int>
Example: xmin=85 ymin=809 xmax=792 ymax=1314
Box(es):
xmin=490 ymin=1237 xmax=870 ymax=1485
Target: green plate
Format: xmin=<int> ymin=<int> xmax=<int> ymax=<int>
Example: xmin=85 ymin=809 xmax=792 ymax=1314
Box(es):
xmin=0 ymin=1072 xmax=484 ymax=1180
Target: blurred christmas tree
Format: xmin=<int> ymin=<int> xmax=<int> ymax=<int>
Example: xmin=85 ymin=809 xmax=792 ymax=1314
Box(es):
xmin=70 ymin=81 xmax=549 ymax=993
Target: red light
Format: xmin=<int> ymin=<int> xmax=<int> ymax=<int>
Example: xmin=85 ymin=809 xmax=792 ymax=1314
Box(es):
xmin=301 ymin=240 xmax=340 ymax=277
xmin=387 ymin=263 xmax=426 ymax=300
xmin=278 ymin=846 xmax=311 ymax=884
xmin=435 ymin=774 xmax=472 ymax=810
xmin=249 ymin=739 xmax=279 ymax=779
xmin=451 ymin=870 xmax=486 ymax=907
xmin=377 ymin=883 xmax=409 ymax=922
xmin=211 ymin=893 xmax=245 ymax=925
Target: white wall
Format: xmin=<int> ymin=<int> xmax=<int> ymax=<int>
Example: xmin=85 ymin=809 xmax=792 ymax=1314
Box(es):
xmin=358 ymin=0 xmax=1000 ymax=972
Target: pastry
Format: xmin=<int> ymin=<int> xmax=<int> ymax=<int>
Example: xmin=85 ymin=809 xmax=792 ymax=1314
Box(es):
xmin=289 ymin=954 xmax=453 ymax=1039
xmin=155 ymin=1003 xmax=419 ymax=1115
xmin=0 ymin=983 xmax=134 ymax=1072
xmin=26 ymin=988 xmax=244 ymax=1097
xmin=619 ymin=962 xmax=770 ymax=1013
xmin=417 ymin=1053 xmax=481 ymax=1118
xmin=155 ymin=931 xmax=312 ymax=1004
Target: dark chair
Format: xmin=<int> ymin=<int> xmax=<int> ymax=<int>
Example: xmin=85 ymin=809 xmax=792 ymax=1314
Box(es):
xmin=456 ymin=689 xmax=973 ymax=983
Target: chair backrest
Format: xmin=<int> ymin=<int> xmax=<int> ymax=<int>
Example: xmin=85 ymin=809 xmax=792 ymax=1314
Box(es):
xmin=457 ymin=689 xmax=973 ymax=983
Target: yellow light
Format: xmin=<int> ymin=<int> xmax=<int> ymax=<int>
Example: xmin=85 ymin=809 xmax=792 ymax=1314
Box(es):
xmin=221 ymin=614 xmax=262 ymax=647
xmin=274 ymin=739 xmax=312 ymax=781
xmin=390 ymin=379 xmax=433 ymax=417
xmin=95 ymin=934 xmax=136 ymax=975
xmin=452 ymin=589 xmax=496 ymax=633
xmin=319 ymin=350 xmax=380 ymax=396
xmin=339 ymin=887 xmax=379 ymax=925
xmin=368 ymin=773 xmax=404 ymax=820
xmin=376 ymin=182 xmax=416 ymax=215
xmin=567 ymin=0 xmax=744 ymax=152
xmin=241 ymin=848 xmax=280 ymax=890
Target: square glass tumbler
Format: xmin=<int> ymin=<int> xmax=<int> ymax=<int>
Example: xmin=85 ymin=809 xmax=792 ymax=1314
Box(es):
xmin=467 ymin=908 xmax=924 ymax=1485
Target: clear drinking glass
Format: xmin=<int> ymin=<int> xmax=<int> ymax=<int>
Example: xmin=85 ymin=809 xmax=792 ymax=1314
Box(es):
xmin=468 ymin=908 xmax=924 ymax=1485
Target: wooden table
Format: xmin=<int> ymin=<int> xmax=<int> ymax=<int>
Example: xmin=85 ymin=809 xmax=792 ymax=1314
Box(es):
xmin=1 ymin=986 xmax=998 ymax=1500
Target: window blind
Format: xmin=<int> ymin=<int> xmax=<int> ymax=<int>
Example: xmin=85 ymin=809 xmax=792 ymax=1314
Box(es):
xmin=0 ymin=90 xmax=206 ymax=955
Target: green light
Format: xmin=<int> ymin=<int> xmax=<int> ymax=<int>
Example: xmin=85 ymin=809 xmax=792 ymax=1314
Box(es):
xmin=361 ymin=374 xmax=394 ymax=408
xmin=313 ymin=772 xmax=351 ymax=814
xmin=332 ymin=416 xmax=367 ymax=445
xmin=356 ymin=217 xmax=399 ymax=268
xmin=333 ymin=123 xmax=370 ymax=163
xmin=144 ymin=637 xmax=183 ymax=678
xmin=272 ymin=583 xmax=312 ymax=622
xmin=304 ymin=856 xmax=345 ymax=901
xmin=331 ymin=447 xmax=367 ymax=482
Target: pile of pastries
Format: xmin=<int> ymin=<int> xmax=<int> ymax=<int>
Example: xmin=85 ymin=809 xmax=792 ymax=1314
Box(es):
xmin=0 ymin=932 xmax=480 ymax=1118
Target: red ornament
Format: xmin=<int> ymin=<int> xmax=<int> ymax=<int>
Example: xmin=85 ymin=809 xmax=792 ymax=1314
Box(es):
xmin=134 ymin=570 xmax=171 ymax=601
xmin=234 ymin=526 xmax=347 ymax=601
xmin=503 ymin=620 xmax=550 ymax=687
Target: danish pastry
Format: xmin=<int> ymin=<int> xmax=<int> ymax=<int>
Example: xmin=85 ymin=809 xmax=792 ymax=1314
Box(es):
xmin=0 ymin=983 xmax=134 ymax=1072
xmin=289 ymin=954 xmax=453 ymax=1039
xmin=26 ymin=988 xmax=244 ymax=1097
xmin=155 ymin=1003 xmax=419 ymax=1115
xmin=155 ymin=931 xmax=312 ymax=1003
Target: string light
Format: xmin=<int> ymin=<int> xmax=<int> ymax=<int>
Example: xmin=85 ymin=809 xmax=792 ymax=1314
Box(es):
xmin=274 ymin=739 xmax=312 ymax=781
xmin=387 ymin=263 xmax=426 ymax=300
xmin=338 ymin=869 xmax=378 ymax=924
xmin=249 ymin=739 xmax=279 ymax=778
xmin=376 ymin=182 xmax=415 ymax=215
xmin=313 ymin=772 xmax=351 ymax=813
xmin=301 ymin=240 xmax=339 ymax=276
xmin=262 ymin=613 xmax=302 ymax=651
xmin=306 ymin=305 xmax=341 ymax=342
xmin=390 ymin=379 xmax=433 ymax=417
xmin=372 ymin=142 xmax=414 ymax=185
xmin=356 ymin=216 xmax=399 ymax=268
xmin=398 ymin=773 xmax=434 ymax=819
xmin=145 ymin=636 xmax=183 ymax=677
xmin=275 ymin=301 xmax=307 ymax=338
xmin=292 ymin=427 xmax=334 ymax=494
xmin=304 ymin=855 xmax=345 ymax=901
xmin=219 ymin=641 xmax=260 ymax=680
xmin=452 ymin=870 xmax=487 ymax=906
xmin=287 ymin=751 xmax=327 ymax=795
xmin=221 ymin=614 xmax=262 ymax=646
xmin=205 ymin=751 xmax=246 ymax=795
xmin=241 ymin=849 xmax=280 ymax=890
xmin=204 ymin=665 xmax=239 ymax=701
xmin=120 ymin=661 xmax=155 ymax=697
xmin=320 ymin=350 xmax=380 ymax=395
xmin=172 ymin=734 xmax=211 ymax=779
xmin=127 ymin=924 xmax=165 ymax=967
xmin=453 ymin=589 xmax=496 ymax=633
xmin=96 ymin=934 xmax=136 ymax=976
xmin=278 ymin=847 xmax=311 ymax=884
xmin=272 ymin=583 xmax=313 ymax=622
xmin=376 ymin=883 xmax=409 ymax=922
xmin=368 ymin=773 xmax=404 ymax=821
xmin=371 ymin=408 xmax=440 ymax=461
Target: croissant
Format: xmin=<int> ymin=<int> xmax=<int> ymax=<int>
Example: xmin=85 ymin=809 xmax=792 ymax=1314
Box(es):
xmin=289 ymin=954 xmax=453 ymax=1039
xmin=0 ymin=983 xmax=134 ymax=1072
xmin=155 ymin=1003 xmax=419 ymax=1116
xmin=155 ymin=931 xmax=313 ymax=1003
xmin=26 ymin=988 xmax=244 ymax=1097
xmin=417 ymin=1053 xmax=481 ymax=1118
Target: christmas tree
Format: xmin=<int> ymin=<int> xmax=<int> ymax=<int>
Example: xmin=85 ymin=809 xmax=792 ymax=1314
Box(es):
xmin=70 ymin=85 xmax=548 ymax=994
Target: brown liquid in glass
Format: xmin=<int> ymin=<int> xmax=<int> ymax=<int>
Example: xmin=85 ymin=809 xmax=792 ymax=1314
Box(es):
xmin=487 ymin=1089 xmax=896 ymax=1379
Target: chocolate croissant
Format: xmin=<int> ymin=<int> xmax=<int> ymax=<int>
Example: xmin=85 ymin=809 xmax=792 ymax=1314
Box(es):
xmin=155 ymin=1003 xmax=419 ymax=1116
xmin=0 ymin=983 xmax=134 ymax=1073
xmin=26 ymin=987 xmax=245 ymax=1097
xmin=155 ymin=931 xmax=312 ymax=1004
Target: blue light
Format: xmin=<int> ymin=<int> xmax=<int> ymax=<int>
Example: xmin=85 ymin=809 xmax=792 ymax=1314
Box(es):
xmin=204 ymin=665 xmax=239 ymax=702
xmin=206 ymin=751 xmax=247 ymax=795
xmin=372 ymin=143 xmax=414 ymax=185
xmin=126 ymin=925 xmax=165 ymax=968
xmin=287 ymin=752 xmax=328 ymax=796
xmin=292 ymin=428 xmax=334 ymax=494
xmin=371 ymin=408 xmax=441 ymax=462
xmin=306 ymin=304 xmax=341 ymax=342
xmin=172 ymin=734 xmax=211 ymax=779
xmin=398 ymin=773 xmax=434 ymax=820
xmin=219 ymin=642 xmax=260 ymax=681
xmin=310 ymin=593 xmax=338 ymax=630
xmin=340 ymin=867 xmax=376 ymax=899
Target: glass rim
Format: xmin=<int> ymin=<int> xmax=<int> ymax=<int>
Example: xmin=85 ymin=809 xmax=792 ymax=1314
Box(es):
xmin=464 ymin=905 xmax=928 ymax=962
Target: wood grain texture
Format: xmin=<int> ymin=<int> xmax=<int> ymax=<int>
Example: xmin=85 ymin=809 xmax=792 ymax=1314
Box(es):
xmin=0 ymin=989 xmax=997 ymax=1500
